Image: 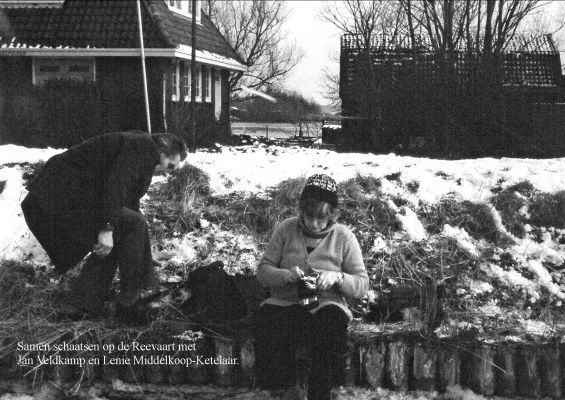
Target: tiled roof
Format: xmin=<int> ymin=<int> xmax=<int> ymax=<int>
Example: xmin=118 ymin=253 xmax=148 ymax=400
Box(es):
xmin=0 ymin=0 xmax=243 ymax=65
xmin=146 ymin=1 xmax=242 ymax=63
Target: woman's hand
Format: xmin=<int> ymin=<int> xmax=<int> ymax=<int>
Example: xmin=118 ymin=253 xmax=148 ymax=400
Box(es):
xmin=316 ymin=271 xmax=341 ymax=291
xmin=284 ymin=266 xmax=304 ymax=284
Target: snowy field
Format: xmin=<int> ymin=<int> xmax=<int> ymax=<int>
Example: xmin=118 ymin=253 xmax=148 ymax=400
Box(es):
xmin=3 ymin=143 xmax=565 ymax=399
xmin=3 ymin=142 xmax=565 ymax=340
xmin=4 ymin=142 xmax=565 ymax=267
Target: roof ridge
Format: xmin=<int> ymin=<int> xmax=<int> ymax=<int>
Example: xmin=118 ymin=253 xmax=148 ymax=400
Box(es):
xmin=144 ymin=0 xmax=175 ymax=48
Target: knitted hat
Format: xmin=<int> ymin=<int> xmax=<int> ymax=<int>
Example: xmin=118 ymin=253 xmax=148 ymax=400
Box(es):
xmin=300 ymin=174 xmax=338 ymax=207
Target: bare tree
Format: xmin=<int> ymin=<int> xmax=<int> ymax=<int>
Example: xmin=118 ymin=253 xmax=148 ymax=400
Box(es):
xmin=207 ymin=0 xmax=303 ymax=96
xmin=319 ymin=1 xmax=408 ymax=49
xmin=318 ymin=1 xmax=407 ymax=107
xmin=401 ymin=1 xmax=549 ymax=54
xmin=519 ymin=2 xmax=565 ymax=43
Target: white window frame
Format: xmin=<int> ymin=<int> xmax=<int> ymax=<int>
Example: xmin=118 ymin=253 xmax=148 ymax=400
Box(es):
xmin=166 ymin=0 xmax=201 ymax=23
xmin=171 ymin=60 xmax=180 ymax=101
xmin=183 ymin=62 xmax=191 ymax=102
xmin=204 ymin=67 xmax=212 ymax=102
xmin=32 ymin=57 xmax=96 ymax=85
xmin=195 ymin=64 xmax=202 ymax=102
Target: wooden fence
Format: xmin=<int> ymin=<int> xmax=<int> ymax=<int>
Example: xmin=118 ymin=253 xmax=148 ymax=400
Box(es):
xmin=2 ymin=321 xmax=563 ymax=397
xmin=339 ymin=34 xmax=565 ymax=156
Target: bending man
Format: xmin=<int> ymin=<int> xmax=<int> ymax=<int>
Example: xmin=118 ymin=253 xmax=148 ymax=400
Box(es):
xmin=21 ymin=131 xmax=187 ymax=317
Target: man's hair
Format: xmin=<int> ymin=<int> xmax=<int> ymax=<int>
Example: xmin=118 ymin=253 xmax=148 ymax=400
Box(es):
xmin=152 ymin=132 xmax=188 ymax=161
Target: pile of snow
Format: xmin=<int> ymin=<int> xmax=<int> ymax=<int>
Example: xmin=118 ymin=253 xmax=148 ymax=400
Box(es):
xmin=0 ymin=166 xmax=50 ymax=264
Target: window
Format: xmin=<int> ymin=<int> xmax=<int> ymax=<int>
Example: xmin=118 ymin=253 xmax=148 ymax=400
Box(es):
xmin=204 ymin=68 xmax=212 ymax=102
xmin=165 ymin=0 xmax=201 ymax=22
xmin=171 ymin=60 xmax=180 ymax=101
xmin=195 ymin=65 xmax=202 ymax=101
xmin=183 ymin=62 xmax=191 ymax=101
xmin=39 ymin=65 xmax=60 ymax=73
xmin=33 ymin=58 xmax=95 ymax=85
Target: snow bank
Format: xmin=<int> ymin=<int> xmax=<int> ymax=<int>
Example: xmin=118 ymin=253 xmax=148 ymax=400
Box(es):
xmin=0 ymin=166 xmax=49 ymax=264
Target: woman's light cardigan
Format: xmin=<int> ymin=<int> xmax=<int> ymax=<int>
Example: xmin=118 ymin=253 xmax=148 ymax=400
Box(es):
xmin=257 ymin=217 xmax=369 ymax=320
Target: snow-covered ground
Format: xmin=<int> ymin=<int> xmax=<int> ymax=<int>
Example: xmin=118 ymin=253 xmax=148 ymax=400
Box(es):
xmin=3 ymin=143 xmax=565 ymax=339
xmin=4 ymin=143 xmax=565 ymax=264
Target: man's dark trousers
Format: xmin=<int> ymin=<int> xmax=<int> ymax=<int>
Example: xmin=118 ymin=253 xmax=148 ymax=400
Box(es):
xmin=22 ymin=193 xmax=153 ymax=313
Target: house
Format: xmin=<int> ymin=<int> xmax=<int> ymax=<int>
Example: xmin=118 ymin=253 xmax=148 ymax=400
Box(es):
xmin=0 ymin=0 xmax=246 ymax=146
xmin=339 ymin=33 xmax=565 ymax=156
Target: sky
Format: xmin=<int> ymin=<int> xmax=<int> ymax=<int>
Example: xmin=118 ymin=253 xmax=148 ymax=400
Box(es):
xmin=282 ymin=1 xmax=341 ymax=106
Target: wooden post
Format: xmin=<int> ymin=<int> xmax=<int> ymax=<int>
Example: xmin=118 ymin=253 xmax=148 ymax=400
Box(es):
xmin=386 ymin=340 xmax=411 ymax=391
xmin=215 ymin=338 xmax=235 ymax=387
xmin=101 ymin=334 xmax=120 ymax=384
xmin=516 ymin=345 xmax=540 ymax=397
xmin=189 ymin=0 xmax=197 ymax=151
xmin=361 ymin=341 xmax=386 ymax=388
xmin=344 ymin=340 xmax=361 ymax=386
xmin=462 ymin=343 xmax=495 ymax=395
xmin=539 ymin=344 xmax=561 ymax=398
xmin=438 ymin=344 xmax=460 ymax=391
xmin=136 ymin=0 xmax=151 ymax=133
xmin=475 ymin=344 xmax=495 ymax=395
xmin=239 ymin=338 xmax=255 ymax=387
xmin=413 ymin=342 xmax=437 ymax=391
xmin=495 ymin=346 xmax=516 ymax=397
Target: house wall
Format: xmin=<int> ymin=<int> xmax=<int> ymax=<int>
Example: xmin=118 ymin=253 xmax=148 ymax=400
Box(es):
xmin=220 ymin=69 xmax=231 ymax=135
xmin=96 ymin=57 xmax=166 ymax=133
xmin=0 ymin=55 xmax=233 ymax=146
xmin=163 ymin=61 xmax=233 ymax=145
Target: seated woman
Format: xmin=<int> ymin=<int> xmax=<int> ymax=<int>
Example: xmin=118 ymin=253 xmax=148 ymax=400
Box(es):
xmin=255 ymin=174 xmax=369 ymax=400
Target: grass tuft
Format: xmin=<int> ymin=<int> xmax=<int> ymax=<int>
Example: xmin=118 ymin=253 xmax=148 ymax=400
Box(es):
xmin=419 ymin=196 xmax=499 ymax=241
xmin=384 ymin=172 xmax=402 ymax=182
xmin=159 ymin=163 xmax=211 ymax=202
xmin=491 ymin=182 xmax=530 ymax=237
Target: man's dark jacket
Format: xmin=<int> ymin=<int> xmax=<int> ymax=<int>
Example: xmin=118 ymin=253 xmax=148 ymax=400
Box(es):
xmin=28 ymin=131 xmax=159 ymax=231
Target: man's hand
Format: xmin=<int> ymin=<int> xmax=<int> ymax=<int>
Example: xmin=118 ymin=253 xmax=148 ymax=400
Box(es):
xmin=94 ymin=229 xmax=114 ymax=257
xmin=284 ymin=266 xmax=304 ymax=284
xmin=316 ymin=271 xmax=341 ymax=291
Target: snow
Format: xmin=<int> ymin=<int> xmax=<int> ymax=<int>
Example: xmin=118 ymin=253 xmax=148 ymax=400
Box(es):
xmin=0 ymin=166 xmax=50 ymax=264
xmin=3 ymin=143 xmax=565 ymax=338
xmin=387 ymin=200 xmax=428 ymax=241
xmin=441 ymin=224 xmax=479 ymax=258
xmin=3 ymin=143 xmax=565 ymax=264
xmin=0 ymin=144 xmax=63 ymax=164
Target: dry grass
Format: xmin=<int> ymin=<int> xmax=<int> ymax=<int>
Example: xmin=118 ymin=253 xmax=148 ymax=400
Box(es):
xmin=372 ymin=238 xmax=476 ymax=289
xmin=491 ymin=180 xmax=565 ymax=237
xmin=159 ymin=163 xmax=211 ymax=202
xmin=490 ymin=182 xmax=531 ymax=237
xmin=529 ymin=192 xmax=562 ymax=229
xmin=337 ymin=175 xmax=400 ymax=251
xmin=204 ymin=177 xmax=305 ymax=240
xmin=0 ymin=260 xmax=59 ymax=322
xmin=419 ymin=195 xmax=499 ymax=241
